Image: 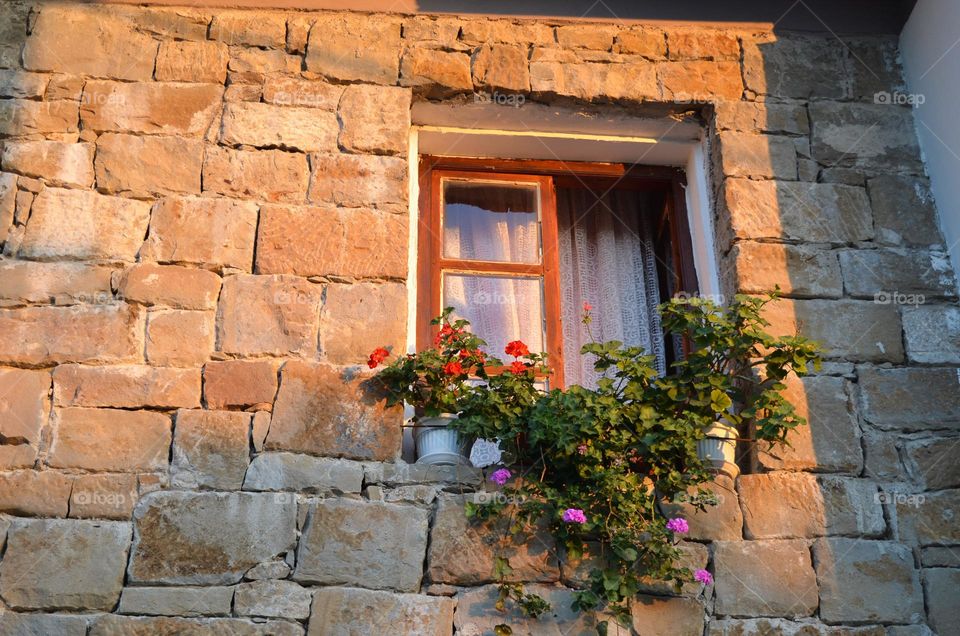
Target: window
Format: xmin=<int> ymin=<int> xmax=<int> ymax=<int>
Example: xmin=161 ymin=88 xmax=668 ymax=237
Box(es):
xmin=417 ymin=157 xmax=698 ymax=388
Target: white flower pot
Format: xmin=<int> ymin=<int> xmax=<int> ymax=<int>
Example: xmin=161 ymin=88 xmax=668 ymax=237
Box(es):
xmin=415 ymin=414 xmax=469 ymax=466
xmin=697 ymin=421 xmax=740 ymax=478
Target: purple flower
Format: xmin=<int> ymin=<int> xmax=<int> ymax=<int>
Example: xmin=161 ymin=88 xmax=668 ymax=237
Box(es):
xmin=694 ymin=569 xmax=713 ymax=586
xmin=561 ymin=508 xmax=587 ymax=524
xmin=489 ymin=468 xmax=511 ymax=486
xmin=666 ymin=517 xmax=689 ymax=534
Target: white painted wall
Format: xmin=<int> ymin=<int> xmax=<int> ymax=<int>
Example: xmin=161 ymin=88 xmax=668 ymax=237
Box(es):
xmin=901 ymin=0 xmax=960 ymax=274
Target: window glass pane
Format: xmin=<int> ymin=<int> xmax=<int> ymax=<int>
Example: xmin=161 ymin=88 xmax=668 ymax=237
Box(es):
xmin=442 ymin=273 xmax=544 ymax=358
xmin=442 ymin=180 xmax=540 ymax=264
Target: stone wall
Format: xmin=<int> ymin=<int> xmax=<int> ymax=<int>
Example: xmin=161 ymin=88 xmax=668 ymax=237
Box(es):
xmin=0 ymin=2 xmax=958 ymax=634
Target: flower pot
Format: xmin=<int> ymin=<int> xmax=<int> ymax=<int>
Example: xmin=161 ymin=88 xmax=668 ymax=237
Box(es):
xmin=415 ymin=414 xmax=469 ymax=466
xmin=697 ymin=421 xmax=740 ymax=478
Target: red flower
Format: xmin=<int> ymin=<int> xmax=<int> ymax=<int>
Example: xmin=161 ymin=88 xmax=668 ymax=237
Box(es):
xmin=505 ymin=340 xmax=530 ymax=358
xmin=460 ymin=348 xmax=485 ymax=362
xmin=443 ymin=361 xmax=464 ymax=376
xmin=367 ymin=347 xmax=389 ymax=369
xmin=583 ymin=301 xmax=593 ymax=312
xmin=509 ymin=360 xmax=527 ymax=375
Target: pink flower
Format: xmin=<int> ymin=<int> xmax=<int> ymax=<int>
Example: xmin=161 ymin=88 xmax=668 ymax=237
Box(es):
xmin=577 ymin=444 xmax=588 ymax=455
xmin=561 ymin=508 xmax=587 ymax=524
xmin=666 ymin=518 xmax=689 ymax=534
xmin=583 ymin=301 xmax=593 ymax=312
xmin=694 ymin=569 xmax=713 ymax=585
xmin=489 ymin=468 xmax=511 ymax=486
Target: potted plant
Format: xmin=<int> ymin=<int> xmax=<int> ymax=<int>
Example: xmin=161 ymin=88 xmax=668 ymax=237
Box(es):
xmin=449 ymin=293 xmax=820 ymax=631
xmin=369 ymin=309 xmax=548 ymax=466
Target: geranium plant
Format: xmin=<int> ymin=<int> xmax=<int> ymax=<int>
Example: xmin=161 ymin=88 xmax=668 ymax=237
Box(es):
xmin=371 ymin=293 xmax=820 ymax=633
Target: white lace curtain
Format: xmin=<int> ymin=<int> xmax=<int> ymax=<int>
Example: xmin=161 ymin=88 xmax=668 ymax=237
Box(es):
xmin=557 ymin=188 xmax=666 ymax=388
xmin=440 ymin=188 xmax=666 ymax=387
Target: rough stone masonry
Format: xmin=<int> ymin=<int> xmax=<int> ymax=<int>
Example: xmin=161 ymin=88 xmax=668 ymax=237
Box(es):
xmin=0 ymin=2 xmax=958 ymax=634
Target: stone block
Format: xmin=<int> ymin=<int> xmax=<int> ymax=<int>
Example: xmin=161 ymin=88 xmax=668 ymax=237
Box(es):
xmin=142 ymin=196 xmax=258 ymax=271
xmin=461 ymin=20 xmax=553 ymax=45
xmin=427 ymin=494 xmax=559 ymax=585
xmin=743 ymin=35 xmax=846 ymax=99
xmin=262 ymin=77 xmax=343 ymax=109
xmin=128 ymin=491 xmax=297 ymax=585
xmin=119 ymin=263 xmax=222 ymax=310
xmin=209 ymin=11 xmax=286 ymax=47
xmin=0 ymin=99 xmax=78 ymax=136
xmin=714 ymin=100 xmax=809 ymax=135
xmin=307 ymin=152 xmax=407 ymax=211
xmin=709 ymin=618 xmax=886 ymax=635
xmin=739 ymin=472 xmax=883 ymax=539
xmin=923 ymin=567 xmax=960 ymax=635
xmin=69 ymin=473 xmax=138 ymax=520
xmin=156 ymin=40 xmax=229 ymax=83
xmin=90 ymin=615 xmax=302 ymax=636
xmin=810 ymin=102 xmax=923 ymax=171
xmin=1 ymin=140 xmax=94 ymax=188
xmin=0 ymin=304 xmax=142 ymax=366
xmin=53 ymin=364 xmax=199 ymax=409
xmin=80 ymin=81 xmax=222 ymax=136
xmin=659 ymin=474 xmax=743 ymax=541
xmin=48 ymin=408 xmax=171 ymax=472
xmin=630 ymin=595 xmax=705 ymax=636
xmin=722 ymin=178 xmax=873 ymax=246
xmin=0 ymin=368 xmax=49 ymax=445
xmin=0 ymin=614 xmax=91 ymax=636
xmin=472 ymin=44 xmax=530 ymax=92
xmin=616 ymin=27 xmax=667 ymax=57
xmin=203 ymin=359 xmax=278 ymax=409
xmin=0 ymin=445 xmax=38 ymax=470
xmin=217 ymin=275 xmax=322 ymax=357
xmin=530 ymin=60 xmax=660 ymax=102
xmin=0 ymin=518 xmax=130 ymax=611
xmin=867 ymin=176 xmax=943 ymax=247
xmin=363 ymin=461 xmax=483 ymax=486
xmin=718 ymin=132 xmax=798 ymax=179
xmin=922 ymin=546 xmax=960 ymax=567
xmin=0 ymin=470 xmax=73 ymax=517
xmin=220 ymin=102 xmax=339 ymax=153
xmin=146 ymin=309 xmax=215 ymax=366
xmin=453 ymin=584 xmax=604 ymax=636
xmin=859 ymin=367 xmax=960 ymax=431
xmin=117 ymin=585 xmax=234 ymax=616
xmin=904 ymin=436 xmax=960 ymax=490
xmin=306 ymin=13 xmax=401 ymax=83
xmin=0 ymin=172 xmax=14 ymax=244
xmin=557 ymin=24 xmax=616 ymax=50
xmin=265 ymin=361 xmax=401 ymax=461
xmin=762 ymin=298 xmax=903 ymax=363
xmin=235 ymin=580 xmax=312 ymax=619
xmin=95 ymin=133 xmax=203 ymax=196
xmin=245 ymin=560 xmax=291 ymax=580
xmin=727 ymin=242 xmax=841 ymax=298
xmin=319 ymin=282 xmax=407 ymax=364
xmin=295 ymin=498 xmax=428 ymax=591
xmin=713 ymin=539 xmax=818 ymax=618
xmin=402 ymin=16 xmax=462 ymax=45
xmin=242 ymin=452 xmax=364 ymax=493
xmin=255 ymin=205 xmax=407 ymax=279
xmin=20 ymin=188 xmax=151 ymax=261
xmin=903 ymin=305 xmax=960 ymax=364
xmin=203 ymin=147 xmax=309 ymax=203
xmin=669 ymin=29 xmax=740 ymax=60
xmin=814 ymin=538 xmax=924 ymax=623
xmin=839 ymin=249 xmax=956 ymax=299
xmin=659 ymin=61 xmax=743 ymax=100
xmin=0 ymin=70 xmax=50 ymax=99
xmin=400 ymin=47 xmax=473 ymax=97
xmin=338 ymin=84 xmax=412 ymax=155
xmin=23 ymin=6 xmax=157 ymax=80
xmin=310 ymin=587 xmax=455 ymax=636
xmin=171 ymin=409 xmax=251 ymax=490
xmin=897 ymin=489 xmax=960 ymax=545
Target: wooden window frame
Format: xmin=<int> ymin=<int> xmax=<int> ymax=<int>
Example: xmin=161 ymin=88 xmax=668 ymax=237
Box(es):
xmin=417 ymin=155 xmax=699 ymax=388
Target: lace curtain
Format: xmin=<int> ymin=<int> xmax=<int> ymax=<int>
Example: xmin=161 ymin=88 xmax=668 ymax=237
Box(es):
xmin=557 ymin=188 xmax=666 ymax=387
